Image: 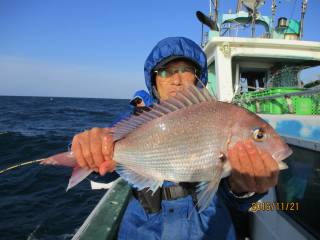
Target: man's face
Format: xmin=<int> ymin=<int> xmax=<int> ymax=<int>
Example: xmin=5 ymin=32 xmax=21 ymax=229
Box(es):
xmin=155 ymin=60 xmax=197 ymax=100
xmin=136 ymin=100 xmax=145 ymax=107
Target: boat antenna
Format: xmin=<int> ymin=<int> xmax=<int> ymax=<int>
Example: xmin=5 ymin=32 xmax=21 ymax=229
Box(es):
xmin=251 ymin=1 xmax=257 ymax=37
xmin=213 ymin=0 xmax=218 ymax=23
xmin=242 ymin=0 xmax=265 ymax=37
xmin=299 ymin=0 xmax=308 ymax=39
xmin=271 ymin=0 xmax=277 ymax=36
xmin=236 ymin=0 xmax=242 ymax=13
xmin=197 ymin=0 xmax=219 ymax=46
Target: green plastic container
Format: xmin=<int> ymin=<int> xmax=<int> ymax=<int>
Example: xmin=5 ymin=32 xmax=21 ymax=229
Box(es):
xmin=246 ymin=103 xmax=256 ymax=112
xmin=240 ymin=90 xmax=265 ymax=113
xmin=293 ymin=97 xmax=314 ymax=115
xmin=236 ymin=88 xmax=318 ymax=115
xmin=233 ymin=92 xmax=261 ymax=113
xmin=263 ymin=88 xmax=302 ymax=114
xmin=310 ymin=94 xmax=320 ymax=115
xmin=264 ymin=87 xmax=302 ymax=95
xmin=269 ymin=98 xmax=287 ymax=114
xmin=260 ymin=100 xmax=270 ymax=113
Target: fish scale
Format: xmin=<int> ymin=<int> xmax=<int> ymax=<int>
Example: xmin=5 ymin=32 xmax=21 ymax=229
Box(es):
xmin=114 ymin=101 xmax=230 ymax=183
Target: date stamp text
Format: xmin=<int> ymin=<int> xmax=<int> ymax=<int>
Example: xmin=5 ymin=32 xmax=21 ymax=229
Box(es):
xmin=250 ymin=202 xmax=299 ymax=212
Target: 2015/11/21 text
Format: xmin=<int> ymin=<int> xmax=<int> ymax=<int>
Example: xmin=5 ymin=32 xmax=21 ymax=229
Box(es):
xmin=250 ymin=202 xmax=299 ymax=212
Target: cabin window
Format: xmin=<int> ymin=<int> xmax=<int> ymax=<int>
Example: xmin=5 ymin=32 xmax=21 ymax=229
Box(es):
xmin=268 ymin=65 xmax=303 ymax=87
xmin=276 ymin=145 xmax=320 ymax=239
xmin=239 ymin=71 xmax=267 ymax=93
xmin=268 ymin=64 xmax=320 ymax=88
xmin=300 ymin=65 xmax=320 ymax=88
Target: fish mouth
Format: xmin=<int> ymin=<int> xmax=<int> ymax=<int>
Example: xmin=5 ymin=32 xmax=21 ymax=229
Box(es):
xmin=272 ymin=148 xmax=293 ymax=161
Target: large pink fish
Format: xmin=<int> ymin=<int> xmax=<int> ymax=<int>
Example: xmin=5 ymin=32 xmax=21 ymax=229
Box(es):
xmin=39 ymin=86 xmax=292 ymax=211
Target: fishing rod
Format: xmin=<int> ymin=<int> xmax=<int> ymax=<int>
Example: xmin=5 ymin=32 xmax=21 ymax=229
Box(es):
xmin=0 ymin=159 xmax=44 ymax=174
xmin=0 ymin=151 xmax=75 ymax=174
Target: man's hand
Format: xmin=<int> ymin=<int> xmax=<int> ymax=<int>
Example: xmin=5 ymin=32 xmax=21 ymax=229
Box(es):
xmin=71 ymin=127 xmax=116 ymax=176
xmin=227 ymin=139 xmax=279 ymax=194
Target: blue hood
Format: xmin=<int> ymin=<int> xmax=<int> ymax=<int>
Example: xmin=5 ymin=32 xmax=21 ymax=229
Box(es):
xmin=129 ymin=90 xmax=153 ymax=107
xmin=144 ymin=37 xmax=208 ymax=100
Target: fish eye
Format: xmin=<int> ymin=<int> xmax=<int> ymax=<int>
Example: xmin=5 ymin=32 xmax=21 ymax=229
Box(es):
xmin=252 ymin=128 xmax=265 ymax=142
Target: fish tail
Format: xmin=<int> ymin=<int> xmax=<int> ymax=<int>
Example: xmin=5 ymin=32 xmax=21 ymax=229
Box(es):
xmin=40 ymin=151 xmax=93 ymax=190
xmin=66 ymin=166 xmax=93 ymax=191
xmin=40 ymin=151 xmax=77 ymax=167
xmin=0 ymin=151 xmax=92 ymax=190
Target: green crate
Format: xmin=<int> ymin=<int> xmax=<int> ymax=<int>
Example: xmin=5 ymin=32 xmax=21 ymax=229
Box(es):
xmin=260 ymin=100 xmax=270 ymax=113
xmin=241 ymin=91 xmax=266 ymax=113
xmin=242 ymin=90 xmax=265 ymax=98
xmin=306 ymin=94 xmax=320 ymax=115
xmin=236 ymin=88 xmax=319 ymax=115
xmin=269 ymin=98 xmax=287 ymax=114
xmin=264 ymin=87 xmax=303 ymax=95
xmin=318 ymin=100 xmax=320 ymax=115
xmin=235 ymin=91 xmax=261 ymax=113
xmin=246 ymin=103 xmax=256 ymax=112
xmin=238 ymin=101 xmax=256 ymax=113
xmin=262 ymin=87 xmax=304 ymax=114
xmin=293 ymin=96 xmax=314 ymax=115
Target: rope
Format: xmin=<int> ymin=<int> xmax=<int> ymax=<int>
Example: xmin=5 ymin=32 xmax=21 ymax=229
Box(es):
xmin=0 ymin=159 xmax=44 ymax=174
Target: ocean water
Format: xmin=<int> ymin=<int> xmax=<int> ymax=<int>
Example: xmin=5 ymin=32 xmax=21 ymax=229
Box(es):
xmin=0 ymin=96 xmax=129 ymax=240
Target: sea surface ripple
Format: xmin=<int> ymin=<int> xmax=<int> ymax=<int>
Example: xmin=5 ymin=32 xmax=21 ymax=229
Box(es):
xmin=0 ymin=96 xmax=129 ymax=240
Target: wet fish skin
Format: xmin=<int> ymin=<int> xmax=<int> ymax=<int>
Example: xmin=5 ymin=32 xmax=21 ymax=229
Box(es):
xmin=113 ymin=100 xmax=291 ymax=184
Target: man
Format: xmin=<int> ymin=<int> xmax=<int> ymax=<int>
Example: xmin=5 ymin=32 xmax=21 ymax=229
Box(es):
xmin=129 ymin=90 xmax=152 ymax=107
xmin=129 ymin=90 xmax=152 ymax=115
xmin=72 ymin=37 xmax=279 ymax=239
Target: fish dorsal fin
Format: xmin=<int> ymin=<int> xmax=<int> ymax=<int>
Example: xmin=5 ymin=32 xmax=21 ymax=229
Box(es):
xmin=111 ymin=86 xmax=216 ymax=141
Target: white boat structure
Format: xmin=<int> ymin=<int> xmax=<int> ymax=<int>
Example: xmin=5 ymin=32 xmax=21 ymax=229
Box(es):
xmin=200 ymin=0 xmax=319 ymax=239
xmin=73 ymin=1 xmax=320 ymax=239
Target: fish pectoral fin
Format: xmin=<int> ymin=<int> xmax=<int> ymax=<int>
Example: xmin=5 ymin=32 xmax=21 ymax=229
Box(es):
xmin=195 ymin=163 xmax=224 ymax=213
xmin=41 ymin=151 xmax=77 ymax=167
xmin=195 ymin=178 xmax=221 ymax=213
xmin=67 ymin=166 xmax=93 ymax=191
xmin=116 ymin=163 xmax=163 ymax=193
xmin=221 ymin=161 xmax=231 ymax=178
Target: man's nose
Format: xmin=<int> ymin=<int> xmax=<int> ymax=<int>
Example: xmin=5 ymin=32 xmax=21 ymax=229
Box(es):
xmin=171 ymin=72 xmax=182 ymax=85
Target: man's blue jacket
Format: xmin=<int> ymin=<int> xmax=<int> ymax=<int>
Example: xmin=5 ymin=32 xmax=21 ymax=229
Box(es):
xmin=114 ymin=37 xmax=264 ymax=240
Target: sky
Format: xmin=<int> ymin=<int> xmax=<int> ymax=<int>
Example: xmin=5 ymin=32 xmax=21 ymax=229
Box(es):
xmin=0 ymin=0 xmax=319 ymax=99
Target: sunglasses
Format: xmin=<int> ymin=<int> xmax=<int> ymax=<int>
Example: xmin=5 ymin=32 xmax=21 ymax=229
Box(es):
xmin=154 ymin=66 xmax=197 ymax=78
